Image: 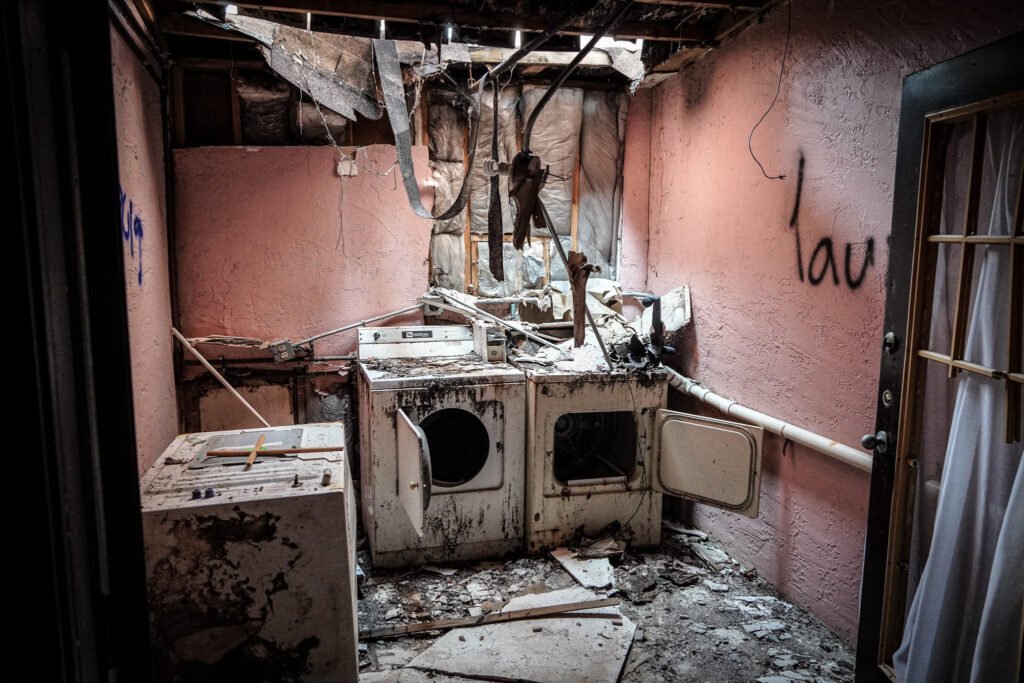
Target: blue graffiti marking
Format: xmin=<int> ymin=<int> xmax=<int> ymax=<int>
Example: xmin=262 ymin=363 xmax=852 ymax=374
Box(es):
xmin=119 ymin=186 xmax=144 ymax=285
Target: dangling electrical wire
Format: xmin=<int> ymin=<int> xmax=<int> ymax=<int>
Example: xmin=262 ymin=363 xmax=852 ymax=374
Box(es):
xmin=747 ymin=0 xmax=792 ymax=181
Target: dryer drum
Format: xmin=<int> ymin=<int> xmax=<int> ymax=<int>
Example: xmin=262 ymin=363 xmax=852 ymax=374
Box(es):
xmin=553 ymin=411 xmax=638 ymax=483
xmin=420 ymin=408 xmax=490 ymax=487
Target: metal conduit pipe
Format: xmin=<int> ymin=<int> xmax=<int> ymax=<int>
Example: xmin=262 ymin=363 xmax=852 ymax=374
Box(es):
xmin=663 ymin=367 xmax=873 ymax=473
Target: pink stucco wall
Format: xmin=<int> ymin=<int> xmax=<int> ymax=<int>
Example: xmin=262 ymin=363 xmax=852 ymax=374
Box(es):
xmin=620 ymin=89 xmax=651 ymax=300
xmin=174 ymin=145 xmax=431 ymax=358
xmin=111 ymin=25 xmax=180 ymax=473
xmin=643 ymin=1 xmax=1023 ymax=640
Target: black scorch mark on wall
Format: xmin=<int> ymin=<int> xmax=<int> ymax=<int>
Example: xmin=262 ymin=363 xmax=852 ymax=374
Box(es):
xmin=789 ymin=154 xmax=874 ymax=289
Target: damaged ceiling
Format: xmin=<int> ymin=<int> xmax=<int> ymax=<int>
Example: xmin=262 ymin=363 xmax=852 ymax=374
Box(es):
xmin=143 ymin=0 xmax=779 ymax=85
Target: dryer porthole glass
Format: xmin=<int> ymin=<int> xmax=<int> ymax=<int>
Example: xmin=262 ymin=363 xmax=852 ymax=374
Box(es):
xmin=420 ymin=408 xmax=490 ymax=487
xmin=553 ymin=411 xmax=638 ymax=484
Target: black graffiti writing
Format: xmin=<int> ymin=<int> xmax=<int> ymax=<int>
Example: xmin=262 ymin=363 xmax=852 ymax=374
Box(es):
xmin=789 ymin=153 xmax=875 ymax=290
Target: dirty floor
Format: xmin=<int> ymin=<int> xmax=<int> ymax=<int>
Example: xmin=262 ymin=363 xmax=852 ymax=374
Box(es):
xmin=356 ymin=523 xmax=855 ymax=682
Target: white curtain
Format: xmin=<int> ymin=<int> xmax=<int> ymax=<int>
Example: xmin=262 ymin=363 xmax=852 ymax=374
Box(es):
xmin=893 ymin=106 xmax=1024 ymax=682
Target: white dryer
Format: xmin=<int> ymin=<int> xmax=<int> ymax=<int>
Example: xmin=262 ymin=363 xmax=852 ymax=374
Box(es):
xmin=520 ymin=363 xmax=766 ymax=554
xmin=357 ymin=353 xmax=526 ymax=567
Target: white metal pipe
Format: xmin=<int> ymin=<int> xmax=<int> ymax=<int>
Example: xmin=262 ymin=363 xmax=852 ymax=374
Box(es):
xmin=172 ymin=327 xmax=273 ymax=429
xmin=663 ymin=367 xmax=873 ymax=473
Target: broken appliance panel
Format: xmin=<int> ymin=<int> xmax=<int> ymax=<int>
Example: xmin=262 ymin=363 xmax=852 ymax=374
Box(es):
xmin=521 ymin=365 xmax=763 ymax=553
xmin=357 ymin=352 xmax=526 ymax=567
xmin=139 ymin=423 xmax=358 ymax=683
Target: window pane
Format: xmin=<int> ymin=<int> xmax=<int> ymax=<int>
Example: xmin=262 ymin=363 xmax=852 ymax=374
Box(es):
xmin=976 ymin=104 xmax=1024 ymax=236
xmin=962 ymin=244 xmax=1011 ymax=369
xmin=935 ymin=119 xmax=975 ymax=235
xmin=924 ymin=243 xmax=960 ymax=355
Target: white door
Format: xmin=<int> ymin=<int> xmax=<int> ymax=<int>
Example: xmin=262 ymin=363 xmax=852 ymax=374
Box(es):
xmin=652 ymin=410 xmax=763 ymax=517
xmin=396 ymin=408 xmax=432 ymax=536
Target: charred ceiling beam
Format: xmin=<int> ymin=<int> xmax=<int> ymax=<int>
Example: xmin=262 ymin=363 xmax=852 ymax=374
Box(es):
xmin=637 ymin=0 xmax=763 ymax=8
xmin=183 ymin=1 xmax=715 ymax=42
xmin=640 ymin=0 xmax=779 ymax=84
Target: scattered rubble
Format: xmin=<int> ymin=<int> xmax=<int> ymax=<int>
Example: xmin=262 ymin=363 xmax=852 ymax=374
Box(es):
xmin=357 ymin=526 xmax=855 ymax=682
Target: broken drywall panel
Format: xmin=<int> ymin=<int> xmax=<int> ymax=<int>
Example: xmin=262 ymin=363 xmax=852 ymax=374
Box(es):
xmin=469 ymin=84 xmax=521 ymax=235
xmin=551 ymin=547 xmax=615 ymax=589
xmin=604 ymin=46 xmax=645 ymax=93
xmin=405 ymin=587 xmax=635 ymax=683
xmin=521 ymin=86 xmax=583 ymax=237
xmin=578 ymin=90 xmax=628 ymax=275
xmin=640 ymin=284 xmax=692 ymax=333
xmin=193 ymin=11 xmax=381 ymax=120
xmin=430 ymin=233 xmax=465 ymax=292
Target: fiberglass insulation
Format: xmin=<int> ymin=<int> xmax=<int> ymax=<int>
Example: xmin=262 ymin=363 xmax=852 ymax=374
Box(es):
xmin=578 ymin=90 xmax=628 ymax=273
xmin=521 ymin=85 xmax=583 ymax=237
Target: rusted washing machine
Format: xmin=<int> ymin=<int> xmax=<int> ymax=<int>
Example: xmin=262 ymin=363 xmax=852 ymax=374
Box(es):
xmin=519 ymin=357 xmax=765 ymax=554
xmin=140 ymin=423 xmax=358 ymax=682
xmin=357 ymin=325 xmax=526 ymax=567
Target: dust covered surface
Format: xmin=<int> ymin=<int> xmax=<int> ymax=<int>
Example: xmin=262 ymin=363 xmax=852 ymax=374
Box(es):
xmin=356 ymin=525 xmax=855 ymax=682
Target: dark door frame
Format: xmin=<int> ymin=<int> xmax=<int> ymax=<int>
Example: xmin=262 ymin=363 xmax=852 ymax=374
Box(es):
xmin=856 ymin=30 xmax=1024 ymax=681
xmin=7 ymin=1 xmax=153 ymax=680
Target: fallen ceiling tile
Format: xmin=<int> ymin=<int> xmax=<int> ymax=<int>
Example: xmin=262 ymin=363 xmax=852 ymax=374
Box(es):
xmin=403 ymin=587 xmax=635 ymax=683
xmin=551 ymin=546 xmax=615 ymax=589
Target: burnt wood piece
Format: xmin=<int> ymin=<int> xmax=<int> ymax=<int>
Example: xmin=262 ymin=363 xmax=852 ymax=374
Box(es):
xmin=568 ymin=250 xmax=599 ymax=347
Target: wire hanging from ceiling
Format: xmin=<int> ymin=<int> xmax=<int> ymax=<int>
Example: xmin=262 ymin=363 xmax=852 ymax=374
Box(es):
xmin=747 ymin=0 xmax=792 ymax=181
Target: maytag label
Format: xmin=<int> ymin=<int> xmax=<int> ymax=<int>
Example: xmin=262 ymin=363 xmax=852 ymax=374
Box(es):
xmin=402 ymin=330 xmax=434 ymax=339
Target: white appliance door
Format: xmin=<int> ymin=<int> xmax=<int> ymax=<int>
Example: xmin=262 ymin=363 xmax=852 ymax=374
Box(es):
xmin=397 ymin=408 xmax=432 ymax=536
xmin=652 ymin=410 xmax=763 ymax=517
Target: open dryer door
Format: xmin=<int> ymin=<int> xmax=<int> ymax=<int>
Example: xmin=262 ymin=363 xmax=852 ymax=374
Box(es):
xmin=652 ymin=410 xmax=763 ymax=517
xmin=397 ymin=409 xmax=432 ymax=537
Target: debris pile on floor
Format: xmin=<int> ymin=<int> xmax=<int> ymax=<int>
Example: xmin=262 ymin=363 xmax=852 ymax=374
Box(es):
xmin=357 ymin=521 xmax=855 ymax=682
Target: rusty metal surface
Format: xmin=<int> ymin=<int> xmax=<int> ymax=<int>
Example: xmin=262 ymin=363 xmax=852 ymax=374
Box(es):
xmin=140 ymin=424 xmax=358 ymax=682
xmin=358 ymin=363 xmax=526 ymax=567
xmin=522 ymin=369 xmax=668 ymax=554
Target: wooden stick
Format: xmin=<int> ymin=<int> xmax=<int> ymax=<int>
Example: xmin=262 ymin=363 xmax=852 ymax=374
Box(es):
xmin=206 ymin=445 xmax=345 ymax=457
xmin=244 ymin=434 xmax=266 ymax=470
xmin=359 ymin=597 xmax=620 ymax=640
xmin=171 ymin=327 xmax=272 ymax=428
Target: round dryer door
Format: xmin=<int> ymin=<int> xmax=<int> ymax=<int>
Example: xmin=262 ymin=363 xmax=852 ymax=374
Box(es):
xmin=419 ymin=408 xmax=490 ymax=487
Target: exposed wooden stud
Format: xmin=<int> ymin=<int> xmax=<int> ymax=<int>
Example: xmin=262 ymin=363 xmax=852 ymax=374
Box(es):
xmin=171 ymin=65 xmax=186 ymax=147
xmin=191 ymin=1 xmax=712 ymax=41
xmin=639 ymin=0 xmax=763 ymax=7
xmin=519 ymin=65 xmax=550 ymax=77
xmin=229 ymin=68 xmax=242 ymax=145
xmin=468 ymin=46 xmax=612 ymax=67
xmin=570 ymin=145 xmax=581 ymax=252
xmin=175 ymin=57 xmax=266 ymax=70
xmin=158 ymin=12 xmax=255 ymax=41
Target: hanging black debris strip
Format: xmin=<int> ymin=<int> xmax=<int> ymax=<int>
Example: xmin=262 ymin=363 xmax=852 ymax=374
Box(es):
xmin=488 ymin=84 xmax=505 ymax=280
